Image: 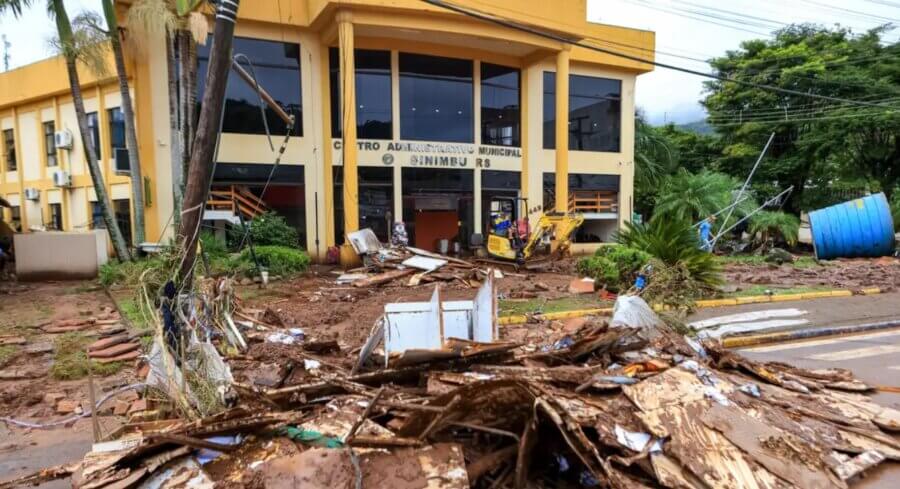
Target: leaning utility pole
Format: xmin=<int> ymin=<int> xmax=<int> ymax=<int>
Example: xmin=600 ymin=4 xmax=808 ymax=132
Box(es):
xmin=177 ymin=0 xmax=240 ymax=283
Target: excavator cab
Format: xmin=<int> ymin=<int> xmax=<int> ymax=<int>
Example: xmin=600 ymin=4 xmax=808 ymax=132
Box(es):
xmin=486 ymin=196 xmax=585 ymax=265
xmin=486 ymin=197 xmax=529 ymax=264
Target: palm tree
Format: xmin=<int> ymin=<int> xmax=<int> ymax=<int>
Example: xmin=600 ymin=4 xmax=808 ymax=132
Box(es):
xmin=1 ymin=0 xmax=131 ymax=260
xmin=655 ymin=170 xmax=757 ymax=227
xmin=127 ymin=0 xmax=207 ymax=225
xmin=73 ymin=1 xmax=146 ymax=245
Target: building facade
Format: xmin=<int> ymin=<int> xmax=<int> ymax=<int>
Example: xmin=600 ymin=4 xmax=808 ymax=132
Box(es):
xmin=0 ymin=0 xmax=655 ymax=260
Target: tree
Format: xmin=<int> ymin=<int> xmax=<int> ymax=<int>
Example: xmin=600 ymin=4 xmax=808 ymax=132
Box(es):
xmin=634 ymin=111 xmax=676 ymax=217
xmin=127 ymin=0 xmax=207 ymax=225
xmin=73 ymin=1 xmax=146 ymax=245
xmin=704 ymin=25 xmax=900 ymax=212
xmin=654 ymin=170 xmax=755 ymax=227
xmin=2 ymin=0 xmax=131 ymax=260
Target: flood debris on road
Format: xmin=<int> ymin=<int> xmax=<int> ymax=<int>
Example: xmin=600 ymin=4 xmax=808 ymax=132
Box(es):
xmin=3 ymin=278 xmax=898 ymax=489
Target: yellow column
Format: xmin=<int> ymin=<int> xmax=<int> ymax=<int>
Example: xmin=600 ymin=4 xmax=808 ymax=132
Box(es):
xmin=554 ymin=48 xmax=570 ymax=213
xmin=337 ymin=11 xmax=360 ymax=266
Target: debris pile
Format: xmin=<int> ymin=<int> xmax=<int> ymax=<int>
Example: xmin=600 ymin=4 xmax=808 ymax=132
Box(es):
xmin=340 ymin=229 xmax=496 ymax=288
xmin=4 ymin=292 xmax=897 ymax=489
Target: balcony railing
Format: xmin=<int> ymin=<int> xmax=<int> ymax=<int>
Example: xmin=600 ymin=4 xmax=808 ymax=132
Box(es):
xmin=207 ymin=185 xmax=270 ymax=220
xmin=568 ymin=190 xmax=618 ymax=214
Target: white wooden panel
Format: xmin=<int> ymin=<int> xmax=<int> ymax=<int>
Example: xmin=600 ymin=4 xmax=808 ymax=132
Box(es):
xmin=473 ymin=272 xmax=496 ymax=342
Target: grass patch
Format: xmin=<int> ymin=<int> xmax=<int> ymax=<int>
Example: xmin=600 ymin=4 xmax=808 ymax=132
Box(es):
xmin=64 ymin=283 xmax=102 ymax=295
xmin=717 ymin=254 xmax=820 ymax=268
xmin=50 ymin=332 xmax=124 ymax=380
xmin=0 ymin=345 xmax=17 ymax=366
xmin=725 ymin=284 xmax=833 ymax=298
xmin=117 ymin=297 xmax=150 ymax=330
xmin=500 ymin=295 xmax=613 ymax=317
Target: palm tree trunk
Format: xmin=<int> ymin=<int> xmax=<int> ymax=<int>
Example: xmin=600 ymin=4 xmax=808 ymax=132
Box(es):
xmin=101 ymin=0 xmax=144 ymax=244
xmin=178 ymin=0 xmax=240 ymax=282
xmin=53 ymin=0 xmax=131 ymax=260
xmin=109 ymin=30 xmax=146 ymax=245
xmin=177 ymin=30 xmax=197 ymax=184
xmin=167 ymin=31 xmax=183 ymax=227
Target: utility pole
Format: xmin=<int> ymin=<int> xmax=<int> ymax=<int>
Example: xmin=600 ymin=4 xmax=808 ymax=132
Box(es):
xmin=2 ymin=35 xmax=10 ymax=71
xmin=177 ymin=0 xmax=240 ymax=283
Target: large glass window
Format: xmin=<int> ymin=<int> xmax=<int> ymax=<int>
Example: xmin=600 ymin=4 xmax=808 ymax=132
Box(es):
xmin=399 ymin=53 xmax=473 ymax=143
xmin=543 ymin=72 xmax=622 ymax=152
xmin=198 ymin=36 xmax=302 ymax=136
xmin=86 ymin=112 xmax=101 ymax=159
xmin=43 ymin=121 xmax=57 ymax=167
xmin=333 ymin=167 xmax=394 ymax=243
xmin=569 ymin=75 xmax=621 ymax=152
xmin=329 ymin=48 xmax=392 ymax=140
xmin=2 ymin=129 xmax=14 ymax=172
xmin=481 ymin=63 xmax=520 ymax=147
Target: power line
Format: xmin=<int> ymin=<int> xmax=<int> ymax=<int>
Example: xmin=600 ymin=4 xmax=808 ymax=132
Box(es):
xmin=708 ymin=109 xmax=900 ymax=126
xmin=422 ymin=0 xmax=900 ymax=110
xmin=621 ymin=0 xmax=773 ymax=37
xmin=797 ymin=0 xmax=899 ymax=24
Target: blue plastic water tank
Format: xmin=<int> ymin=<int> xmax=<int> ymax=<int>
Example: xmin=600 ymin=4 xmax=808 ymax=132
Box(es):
xmin=809 ymin=192 xmax=895 ymax=260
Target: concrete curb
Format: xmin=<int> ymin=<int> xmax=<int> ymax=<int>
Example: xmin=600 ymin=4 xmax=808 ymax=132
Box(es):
xmin=497 ymin=287 xmax=884 ymax=325
xmin=721 ymin=319 xmax=900 ymax=349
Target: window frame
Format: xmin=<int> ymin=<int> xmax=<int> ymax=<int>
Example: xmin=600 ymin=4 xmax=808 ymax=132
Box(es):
xmin=2 ymin=129 xmax=14 ymax=172
xmin=329 ymin=48 xmax=394 ymax=140
xmin=9 ymin=205 xmax=21 ymax=231
xmin=43 ymin=121 xmax=57 ymax=167
xmin=197 ymin=36 xmax=304 ymax=137
xmin=107 ymin=107 xmax=130 ymax=172
xmin=480 ymin=62 xmax=521 ymax=148
xmin=542 ymin=71 xmax=623 ymax=153
xmin=399 ymin=52 xmax=474 ymax=143
xmin=48 ymin=203 xmax=63 ymax=231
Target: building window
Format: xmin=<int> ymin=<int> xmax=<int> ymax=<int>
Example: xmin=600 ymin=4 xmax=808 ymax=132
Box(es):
xmin=44 ymin=121 xmax=57 ymax=167
xmin=329 ymin=48 xmax=393 ymax=140
xmin=333 ymin=166 xmax=394 ymax=243
xmin=543 ymin=72 xmax=622 ymax=152
xmin=399 ymin=53 xmax=473 ymax=143
xmin=481 ymin=63 xmax=520 ymax=147
xmin=48 ymin=203 xmax=63 ymax=230
xmin=107 ymin=108 xmax=130 ymax=172
xmin=197 ymin=36 xmax=303 ymax=137
xmin=91 ymin=202 xmax=105 ymax=230
xmin=9 ymin=205 xmax=21 ymax=231
xmin=86 ymin=112 xmax=101 ymax=159
xmin=2 ymin=129 xmax=14 ymax=172
xmin=114 ymin=199 xmax=133 ymax=246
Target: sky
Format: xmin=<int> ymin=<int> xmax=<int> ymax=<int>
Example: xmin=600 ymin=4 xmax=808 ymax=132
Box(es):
xmin=1 ymin=0 xmax=897 ymax=126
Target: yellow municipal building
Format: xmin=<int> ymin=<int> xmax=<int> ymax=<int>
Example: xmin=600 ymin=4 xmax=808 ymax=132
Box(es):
xmin=0 ymin=0 xmax=655 ymax=261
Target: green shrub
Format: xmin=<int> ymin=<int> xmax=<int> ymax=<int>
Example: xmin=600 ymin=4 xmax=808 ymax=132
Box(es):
xmin=891 ymin=193 xmax=900 ymax=232
xmin=229 ymin=212 xmax=299 ymax=248
xmin=239 ymin=245 xmax=310 ymax=277
xmin=200 ymin=231 xmax=229 ymax=259
xmin=749 ymin=211 xmax=800 ymax=247
xmin=576 ymin=246 xmax=650 ymax=292
xmin=99 ymin=256 xmax=168 ymax=288
xmin=616 ymin=218 xmax=723 ymax=292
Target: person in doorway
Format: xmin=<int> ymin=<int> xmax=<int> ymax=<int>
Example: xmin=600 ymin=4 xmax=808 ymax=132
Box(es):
xmin=699 ymin=215 xmax=716 ymax=252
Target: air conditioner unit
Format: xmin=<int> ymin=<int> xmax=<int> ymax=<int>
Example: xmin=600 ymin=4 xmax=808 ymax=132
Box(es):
xmin=52 ymin=169 xmax=72 ymax=187
xmin=54 ymin=129 xmax=73 ymax=150
xmin=24 ymin=188 xmax=40 ymax=201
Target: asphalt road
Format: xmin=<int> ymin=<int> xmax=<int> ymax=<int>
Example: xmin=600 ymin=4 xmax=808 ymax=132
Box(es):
xmin=739 ymin=328 xmax=900 ymax=489
xmin=691 ymin=291 xmax=900 ymax=332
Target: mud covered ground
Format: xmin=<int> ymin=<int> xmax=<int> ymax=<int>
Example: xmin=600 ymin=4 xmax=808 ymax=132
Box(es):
xmin=723 ymin=256 xmax=900 ymax=291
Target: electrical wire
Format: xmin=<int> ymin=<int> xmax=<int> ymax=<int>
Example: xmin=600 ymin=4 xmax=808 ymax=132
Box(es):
xmin=422 ymin=0 xmax=899 ymax=110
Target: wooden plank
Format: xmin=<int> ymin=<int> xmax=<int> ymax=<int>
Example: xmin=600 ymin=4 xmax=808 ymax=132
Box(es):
xmin=701 ymin=403 xmax=846 ymax=489
xmin=637 ymin=401 xmax=783 ymax=489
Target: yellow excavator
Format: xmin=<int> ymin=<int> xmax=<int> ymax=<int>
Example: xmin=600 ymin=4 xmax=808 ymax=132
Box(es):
xmin=485 ymin=196 xmax=584 ymax=265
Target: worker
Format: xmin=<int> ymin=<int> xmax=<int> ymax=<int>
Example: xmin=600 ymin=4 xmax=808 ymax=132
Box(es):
xmin=492 ymin=212 xmax=511 ymax=236
xmin=699 ymin=214 xmax=716 ymax=252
